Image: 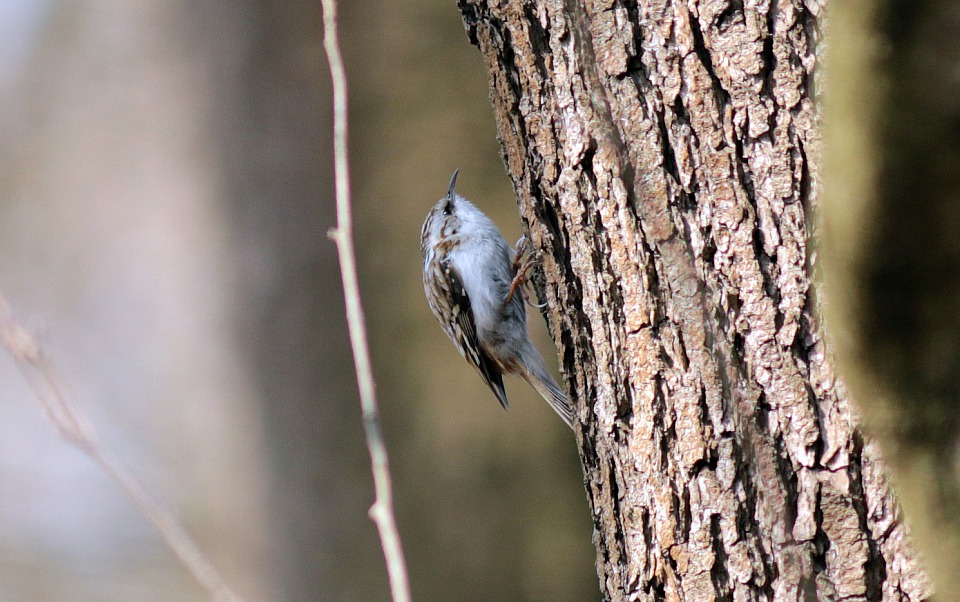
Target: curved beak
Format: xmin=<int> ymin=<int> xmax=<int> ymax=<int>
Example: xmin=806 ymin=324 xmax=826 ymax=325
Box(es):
xmin=447 ymin=168 xmax=460 ymax=198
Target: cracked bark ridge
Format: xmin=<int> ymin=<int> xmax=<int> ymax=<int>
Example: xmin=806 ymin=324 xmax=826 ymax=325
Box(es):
xmin=458 ymin=1 xmax=931 ymax=600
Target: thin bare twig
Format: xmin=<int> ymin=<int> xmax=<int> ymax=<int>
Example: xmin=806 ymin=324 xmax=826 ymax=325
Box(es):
xmin=0 ymin=292 xmax=241 ymax=602
xmin=320 ymin=1 xmax=413 ymax=601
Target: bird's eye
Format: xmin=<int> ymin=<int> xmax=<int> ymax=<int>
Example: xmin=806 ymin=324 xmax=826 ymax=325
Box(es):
xmin=442 ymin=201 xmax=453 ymax=216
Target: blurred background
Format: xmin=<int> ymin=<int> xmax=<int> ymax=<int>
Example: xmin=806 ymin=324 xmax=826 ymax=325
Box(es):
xmin=0 ymin=1 xmax=595 ymax=600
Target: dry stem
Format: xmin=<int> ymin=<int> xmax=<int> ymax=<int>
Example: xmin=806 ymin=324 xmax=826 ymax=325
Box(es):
xmin=0 ymin=292 xmax=241 ymax=601
xmin=320 ymin=1 xmax=413 ymax=601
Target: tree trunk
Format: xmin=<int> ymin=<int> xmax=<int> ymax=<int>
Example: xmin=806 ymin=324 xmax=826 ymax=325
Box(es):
xmin=205 ymin=3 xmax=387 ymax=599
xmin=822 ymin=0 xmax=960 ymax=598
xmin=458 ymin=1 xmax=930 ymax=600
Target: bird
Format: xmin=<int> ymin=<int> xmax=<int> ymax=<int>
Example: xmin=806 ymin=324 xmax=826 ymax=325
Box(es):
xmin=420 ymin=168 xmax=575 ymax=429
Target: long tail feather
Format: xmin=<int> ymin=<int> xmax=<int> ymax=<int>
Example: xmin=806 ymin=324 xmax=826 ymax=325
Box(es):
xmin=527 ymin=373 xmax=574 ymax=429
xmin=520 ymin=355 xmax=574 ymax=429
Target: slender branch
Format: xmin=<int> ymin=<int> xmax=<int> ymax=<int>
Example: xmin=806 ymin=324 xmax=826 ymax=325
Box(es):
xmin=0 ymin=292 xmax=241 ymax=602
xmin=319 ymin=1 xmax=413 ymax=601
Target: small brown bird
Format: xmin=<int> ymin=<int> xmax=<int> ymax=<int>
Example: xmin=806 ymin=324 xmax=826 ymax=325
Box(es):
xmin=420 ymin=169 xmax=574 ymax=428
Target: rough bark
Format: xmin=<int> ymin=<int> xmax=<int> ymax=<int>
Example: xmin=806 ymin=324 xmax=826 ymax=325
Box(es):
xmin=458 ymin=1 xmax=930 ymax=600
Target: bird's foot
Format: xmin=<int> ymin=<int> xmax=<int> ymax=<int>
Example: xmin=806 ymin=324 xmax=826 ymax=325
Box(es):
xmin=505 ymin=235 xmax=546 ymax=308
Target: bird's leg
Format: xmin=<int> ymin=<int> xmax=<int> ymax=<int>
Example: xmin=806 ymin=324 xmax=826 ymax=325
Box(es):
xmin=505 ymin=235 xmax=544 ymax=308
xmin=505 ymin=261 xmax=533 ymax=306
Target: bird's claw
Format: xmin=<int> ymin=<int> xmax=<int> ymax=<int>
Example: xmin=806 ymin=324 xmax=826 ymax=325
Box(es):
xmin=505 ymin=235 xmax=545 ymax=308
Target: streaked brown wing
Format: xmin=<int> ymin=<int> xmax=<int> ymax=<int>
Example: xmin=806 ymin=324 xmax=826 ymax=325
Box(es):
xmin=439 ymin=260 xmax=509 ymax=409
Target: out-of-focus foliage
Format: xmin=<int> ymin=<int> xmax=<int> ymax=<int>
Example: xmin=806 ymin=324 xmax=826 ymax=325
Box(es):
xmin=0 ymin=1 xmax=595 ymax=600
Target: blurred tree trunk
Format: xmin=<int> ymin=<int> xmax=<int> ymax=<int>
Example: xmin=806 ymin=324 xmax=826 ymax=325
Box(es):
xmin=822 ymin=0 xmax=960 ymax=599
xmin=459 ymin=1 xmax=930 ymax=599
xmin=198 ymin=2 xmax=387 ymax=600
